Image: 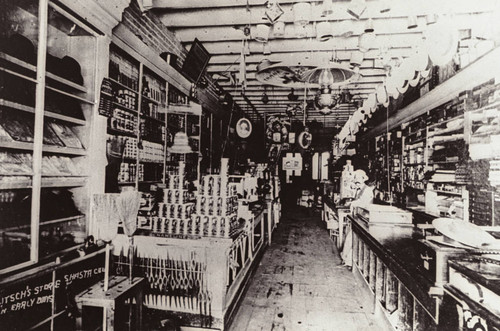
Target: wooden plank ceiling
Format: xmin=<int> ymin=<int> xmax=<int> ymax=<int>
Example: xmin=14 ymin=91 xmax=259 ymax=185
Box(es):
xmin=150 ymin=0 xmax=498 ymax=126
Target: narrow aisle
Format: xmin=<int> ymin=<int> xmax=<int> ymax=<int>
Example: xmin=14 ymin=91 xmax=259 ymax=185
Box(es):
xmin=229 ymin=206 xmax=388 ymax=331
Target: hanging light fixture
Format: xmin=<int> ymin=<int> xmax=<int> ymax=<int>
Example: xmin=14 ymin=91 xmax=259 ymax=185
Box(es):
xmin=315 ymin=88 xmax=338 ymax=114
xmin=318 ymin=68 xmax=335 ymax=88
xmin=301 ymin=62 xmax=356 ymax=88
xmin=293 ymin=2 xmax=312 ymax=27
xmin=321 ymin=0 xmax=334 ymax=17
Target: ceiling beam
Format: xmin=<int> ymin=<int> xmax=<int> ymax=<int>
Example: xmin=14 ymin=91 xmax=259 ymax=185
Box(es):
xmin=215 ymin=73 xmax=383 ymax=83
xmin=183 ymin=34 xmax=421 ymax=55
xmin=174 ymin=13 xmax=487 ymax=43
xmin=207 ymin=48 xmax=412 ymax=65
xmin=207 ymin=65 xmax=386 ymax=77
xmin=157 ymin=0 xmax=496 ymax=28
xmin=150 ymin=0 xmax=323 ymax=10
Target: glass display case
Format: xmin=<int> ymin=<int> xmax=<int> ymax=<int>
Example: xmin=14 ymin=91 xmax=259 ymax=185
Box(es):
xmin=0 ymin=0 xmax=98 ymax=272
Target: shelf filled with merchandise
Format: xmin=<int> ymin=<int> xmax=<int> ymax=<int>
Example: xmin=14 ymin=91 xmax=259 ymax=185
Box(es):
xmin=464 ymin=83 xmax=500 ymax=226
xmin=104 ymin=44 xmax=168 ymax=191
xmin=370 ymin=125 xmax=404 ymax=204
xmin=424 ymin=98 xmax=469 ymax=220
xmin=166 ymin=85 xmax=201 ymax=182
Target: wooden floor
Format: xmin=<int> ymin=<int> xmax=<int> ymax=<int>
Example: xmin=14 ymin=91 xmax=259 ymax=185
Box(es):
xmin=228 ymin=206 xmax=389 ymax=331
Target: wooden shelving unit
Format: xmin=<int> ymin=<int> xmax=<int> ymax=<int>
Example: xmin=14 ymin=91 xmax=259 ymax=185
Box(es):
xmin=358 ymin=51 xmax=500 ymax=223
xmin=166 ymin=85 xmax=202 ymax=182
xmin=104 ymin=42 xmax=174 ymax=191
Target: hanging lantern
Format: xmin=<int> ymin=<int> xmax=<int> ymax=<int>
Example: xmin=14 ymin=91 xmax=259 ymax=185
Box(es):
xmin=293 ymin=2 xmax=312 ymax=27
xmin=253 ymin=24 xmax=270 ymax=42
xmin=316 ymin=21 xmax=333 ymax=41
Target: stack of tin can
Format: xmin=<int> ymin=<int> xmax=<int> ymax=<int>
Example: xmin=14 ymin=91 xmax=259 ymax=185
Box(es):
xmin=152 ymin=162 xmax=195 ymax=235
xmin=191 ymin=159 xmax=239 ymax=238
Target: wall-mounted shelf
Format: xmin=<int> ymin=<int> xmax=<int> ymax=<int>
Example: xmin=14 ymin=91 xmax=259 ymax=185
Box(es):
xmin=364 ymin=47 xmax=500 ymax=141
xmin=112 ymin=101 xmax=137 ymax=113
xmin=108 ymin=77 xmax=138 ymax=94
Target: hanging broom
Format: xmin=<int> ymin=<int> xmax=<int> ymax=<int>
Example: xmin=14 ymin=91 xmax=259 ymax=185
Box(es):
xmin=117 ymin=190 xmax=141 ymax=282
xmin=92 ymin=193 xmax=120 ymax=331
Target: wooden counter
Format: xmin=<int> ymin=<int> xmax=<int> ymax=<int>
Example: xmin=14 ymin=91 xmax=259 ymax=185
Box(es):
xmin=349 ymin=215 xmax=447 ymax=330
xmin=111 ymin=203 xmax=279 ymax=330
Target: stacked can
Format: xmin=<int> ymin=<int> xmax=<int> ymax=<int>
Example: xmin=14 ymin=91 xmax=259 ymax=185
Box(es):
xmin=151 ymin=216 xmax=195 ymax=236
xmin=191 ymin=159 xmax=239 ymax=238
xmin=152 ymin=161 xmax=195 ymax=235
